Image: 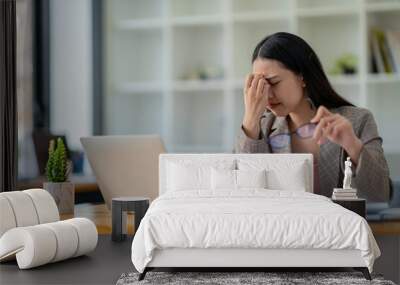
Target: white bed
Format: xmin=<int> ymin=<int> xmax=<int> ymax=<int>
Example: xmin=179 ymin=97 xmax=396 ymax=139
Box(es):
xmin=131 ymin=154 xmax=380 ymax=281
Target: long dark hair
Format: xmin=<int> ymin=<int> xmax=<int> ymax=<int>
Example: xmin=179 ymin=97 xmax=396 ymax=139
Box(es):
xmin=252 ymin=32 xmax=354 ymax=109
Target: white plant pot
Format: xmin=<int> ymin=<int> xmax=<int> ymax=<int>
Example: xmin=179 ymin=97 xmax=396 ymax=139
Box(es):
xmin=43 ymin=182 xmax=75 ymax=215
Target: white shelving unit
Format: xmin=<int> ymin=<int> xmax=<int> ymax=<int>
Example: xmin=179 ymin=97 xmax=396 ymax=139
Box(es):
xmin=104 ymin=0 xmax=400 ymax=175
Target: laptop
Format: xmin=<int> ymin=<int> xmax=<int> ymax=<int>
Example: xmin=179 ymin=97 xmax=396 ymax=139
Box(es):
xmin=80 ymin=135 xmax=166 ymax=210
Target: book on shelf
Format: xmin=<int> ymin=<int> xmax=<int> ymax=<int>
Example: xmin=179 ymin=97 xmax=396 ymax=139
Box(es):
xmin=333 ymin=193 xmax=358 ymax=197
xmin=332 ymin=194 xmax=359 ymax=200
xmin=333 ymin=188 xmax=357 ymax=193
xmin=370 ymin=28 xmax=400 ymax=74
xmin=386 ymin=30 xmax=400 ymax=73
xmin=332 ymin=197 xmax=359 ymax=200
xmin=332 ymin=188 xmax=358 ymax=200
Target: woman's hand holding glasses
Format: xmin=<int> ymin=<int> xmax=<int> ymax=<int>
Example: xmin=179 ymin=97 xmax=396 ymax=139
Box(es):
xmin=242 ymin=73 xmax=270 ymax=140
xmin=311 ymin=106 xmax=363 ymax=164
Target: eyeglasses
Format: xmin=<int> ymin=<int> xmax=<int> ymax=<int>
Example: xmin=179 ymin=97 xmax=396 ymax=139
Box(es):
xmin=267 ymin=122 xmax=317 ymax=149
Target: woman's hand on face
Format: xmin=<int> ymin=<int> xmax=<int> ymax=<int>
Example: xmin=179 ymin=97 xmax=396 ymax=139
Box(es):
xmin=242 ymin=73 xmax=270 ymax=139
xmin=311 ymin=106 xmax=363 ymax=164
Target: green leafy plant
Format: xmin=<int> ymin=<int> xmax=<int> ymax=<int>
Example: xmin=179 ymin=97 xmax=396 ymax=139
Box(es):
xmin=329 ymin=53 xmax=358 ymax=75
xmin=45 ymin=138 xmax=68 ymax=182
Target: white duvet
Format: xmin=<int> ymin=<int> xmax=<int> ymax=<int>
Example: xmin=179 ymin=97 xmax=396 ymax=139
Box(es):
xmin=131 ymin=189 xmax=380 ymax=273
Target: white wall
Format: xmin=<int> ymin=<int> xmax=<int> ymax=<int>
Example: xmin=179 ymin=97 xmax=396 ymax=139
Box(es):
xmin=50 ymin=0 xmax=93 ymax=150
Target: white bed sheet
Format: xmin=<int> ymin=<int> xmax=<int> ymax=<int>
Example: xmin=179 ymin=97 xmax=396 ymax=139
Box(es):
xmin=131 ymin=189 xmax=380 ymax=273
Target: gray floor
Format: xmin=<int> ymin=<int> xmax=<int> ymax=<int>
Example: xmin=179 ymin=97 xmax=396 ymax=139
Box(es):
xmin=0 ymin=235 xmax=134 ymax=285
xmin=2 ymin=235 xmax=398 ymax=284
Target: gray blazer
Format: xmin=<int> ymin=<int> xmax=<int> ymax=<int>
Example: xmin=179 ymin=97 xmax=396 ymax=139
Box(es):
xmin=235 ymin=106 xmax=391 ymax=202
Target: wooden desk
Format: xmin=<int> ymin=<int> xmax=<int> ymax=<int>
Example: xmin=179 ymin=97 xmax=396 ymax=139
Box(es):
xmin=60 ymin=203 xmax=111 ymax=234
xmin=18 ymin=176 xmax=103 ymax=203
xmin=369 ymin=221 xmax=400 ymax=236
xmin=17 ymin=175 xmax=100 ymax=193
xmin=61 ymin=203 xmax=400 ymax=236
xmin=60 ymin=203 xmax=135 ymax=235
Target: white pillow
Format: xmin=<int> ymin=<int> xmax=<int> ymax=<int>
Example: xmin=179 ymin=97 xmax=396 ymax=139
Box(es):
xmin=211 ymin=168 xmax=236 ymax=189
xmin=167 ymin=160 xmax=235 ymax=191
xmin=211 ymin=168 xmax=267 ymax=190
xmin=237 ymin=169 xmax=267 ymax=189
xmin=266 ymin=163 xmax=307 ymax=191
xmin=168 ymin=163 xmax=208 ymax=191
xmin=237 ymin=159 xmax=308 ymax=192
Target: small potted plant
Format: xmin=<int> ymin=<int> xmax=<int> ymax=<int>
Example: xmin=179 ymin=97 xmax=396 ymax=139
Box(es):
xmin=43 ymin=138 xmax=74 ymax=215
xmin=329 ymin=53 xmax=358 ymax=75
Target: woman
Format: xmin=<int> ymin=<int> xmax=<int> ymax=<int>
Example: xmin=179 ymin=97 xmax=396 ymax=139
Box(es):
xmin=235 ymin=32 xmax=391 ymax=202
